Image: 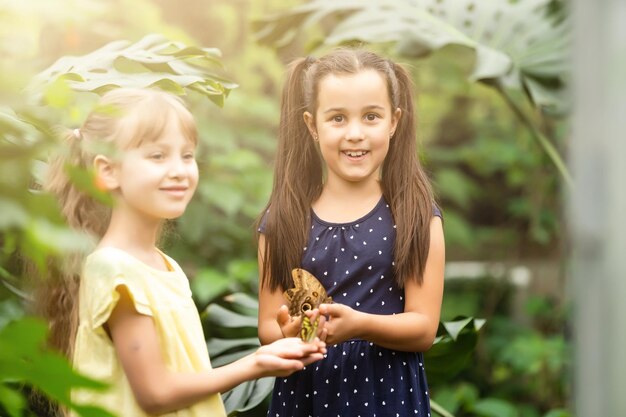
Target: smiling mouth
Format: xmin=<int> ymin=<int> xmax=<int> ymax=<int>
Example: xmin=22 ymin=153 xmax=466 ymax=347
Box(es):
xmin=343 ymin=150 xmax=368 ymax=157
xmin=160 ymin=187 xmax=189 ymax=196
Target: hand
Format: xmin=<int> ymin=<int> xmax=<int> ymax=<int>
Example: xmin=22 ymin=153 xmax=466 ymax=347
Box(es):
xmin=303 ymin=308 xmax=327 ymax=342
xmin=318 ymin=303 xmax=361 ymax=345
xmin=254 ymin=337 xmax=326 ymax=377
xmin=276 ymin=304 xmax=304 ymax=338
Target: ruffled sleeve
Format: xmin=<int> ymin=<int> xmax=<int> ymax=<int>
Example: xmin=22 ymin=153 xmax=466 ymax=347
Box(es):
xmin=81 ymin=249 xmax=153 ymax=331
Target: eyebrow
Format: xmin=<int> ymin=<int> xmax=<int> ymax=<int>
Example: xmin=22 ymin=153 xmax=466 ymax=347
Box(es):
xmin=323 ymin=104 xmax=387 ymax=114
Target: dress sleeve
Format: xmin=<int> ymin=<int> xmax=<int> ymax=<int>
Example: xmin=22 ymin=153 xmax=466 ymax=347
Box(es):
xmin=258 ymin=208 xmax=270 ymax=234
xmin=433 ymin=205 xmax=443 ymax=219
xmin=82 ymin=250 xmax=153 ymax=331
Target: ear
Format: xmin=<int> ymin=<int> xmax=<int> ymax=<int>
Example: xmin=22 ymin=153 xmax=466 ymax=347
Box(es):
xmin=390 ymin=107 xmax=402 ymax=137
xmin=93 ymin=155 xmax=120 ymax=191
xmin=303 ymin=111 xmax=318 ymax=140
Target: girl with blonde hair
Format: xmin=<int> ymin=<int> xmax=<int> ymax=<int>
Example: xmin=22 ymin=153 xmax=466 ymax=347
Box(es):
xmin=38 ymin=87 xmax=325 ymax=417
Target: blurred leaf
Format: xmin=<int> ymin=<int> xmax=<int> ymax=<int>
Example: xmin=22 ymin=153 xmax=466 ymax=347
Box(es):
xmin=543 ymin=409 xmax=571 ymax=417
xmin=471 ymin=397 xmax=518 ymax=417
xmin=0 ymin=384 xmax=24 ymax=417
xmin=254 ymin=0 xmax=569 ymax=113
xmin=191 ymin=268 xmax=231 ymax=304
xmin=204 ymin=303 xmax=257 ymax=329
xmin=64 ymin=164 xmax=114 ymax=206
xmin=0 ymin=199 xmax=29 ymax=229
xmin=0 ymin=317 xmax=114 ymax=417
xmin=203 ymin=293 xmax=270 ymax=414
xmin=434 ymin=168 xmax=478 ymax=207
xmin=28 ymin=34 xmax=237 ymax=106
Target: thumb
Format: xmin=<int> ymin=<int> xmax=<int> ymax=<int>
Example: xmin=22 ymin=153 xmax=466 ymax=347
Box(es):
xmin=277 ymin=304 xmax=291 ymax=326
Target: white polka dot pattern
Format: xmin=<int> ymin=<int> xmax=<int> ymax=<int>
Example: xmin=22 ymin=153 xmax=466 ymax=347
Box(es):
xmin=267 ymin=197 xmax=434 ymax=416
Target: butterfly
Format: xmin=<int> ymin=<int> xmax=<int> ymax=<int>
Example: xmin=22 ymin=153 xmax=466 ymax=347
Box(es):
xmin=284 ymin=268 xmax=332 ymax=342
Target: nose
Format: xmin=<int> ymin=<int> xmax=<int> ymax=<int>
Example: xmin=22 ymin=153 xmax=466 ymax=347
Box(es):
xmin=168 ymin=156 xmax=187 ymax=179
xmin=346 ymin=120 xmax=365 ymax=141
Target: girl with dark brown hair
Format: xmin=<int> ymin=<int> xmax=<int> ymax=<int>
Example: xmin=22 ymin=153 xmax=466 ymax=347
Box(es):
xmin=257 ymin=48 xmax=445 ymax=416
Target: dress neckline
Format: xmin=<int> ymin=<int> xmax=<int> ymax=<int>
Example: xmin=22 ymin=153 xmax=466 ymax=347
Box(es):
xmin=90 ymin=246 xmax=177 ymax=274
xmin=311 ymin=196 xmax=386 ymax=227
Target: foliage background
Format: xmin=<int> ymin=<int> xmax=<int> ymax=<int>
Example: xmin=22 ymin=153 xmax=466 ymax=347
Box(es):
xmin=0 ymin=0 xmax=570 ymax=416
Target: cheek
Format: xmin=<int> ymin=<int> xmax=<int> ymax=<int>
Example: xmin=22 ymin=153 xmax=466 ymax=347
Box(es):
xmin=189 ymin=163 xmax=199 ymax=185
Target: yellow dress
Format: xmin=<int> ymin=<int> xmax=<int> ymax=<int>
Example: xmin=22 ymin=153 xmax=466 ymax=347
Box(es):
xmin=71 ymin=247 xmax=226 ymax=417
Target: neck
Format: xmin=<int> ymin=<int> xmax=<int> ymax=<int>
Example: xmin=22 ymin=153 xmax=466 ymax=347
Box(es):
xmin=312 ymin=178 xmax=383 ymax=223
xmin=321 ymin=177 xmax=382 ymax=202
xmin=100 ymin=206 xmax=161 ymax=253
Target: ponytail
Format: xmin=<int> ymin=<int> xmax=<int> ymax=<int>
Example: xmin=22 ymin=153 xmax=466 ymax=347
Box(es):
xmin=29 ymin=127 xmax=105 ymax=360
xmin=382 ymin=61 xmax=434 ymax=286
xmin=258 ymin=57 xmax=323 ymax=291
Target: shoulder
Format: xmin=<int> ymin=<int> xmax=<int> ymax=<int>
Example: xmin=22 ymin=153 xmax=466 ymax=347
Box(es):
xmin=84 ymin=247 xmax=133 ymax=275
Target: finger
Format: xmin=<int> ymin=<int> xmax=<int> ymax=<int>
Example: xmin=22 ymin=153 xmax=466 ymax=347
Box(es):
xmin=276 ymin=305 xmax=291 ymax=326
xmin=304 ymin=308 xmax=320 ymax=319
xmin=319 ymin=327 xmax=328 ymax=343
xmin=319 ymin=303 xmax=334 ymax=316
xmin=300 ymin=353 xmax=324 ymax=366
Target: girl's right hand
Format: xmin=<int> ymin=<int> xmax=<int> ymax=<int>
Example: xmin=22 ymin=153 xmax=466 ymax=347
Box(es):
xmin=254 ymin=337 xmax=326 ymax=377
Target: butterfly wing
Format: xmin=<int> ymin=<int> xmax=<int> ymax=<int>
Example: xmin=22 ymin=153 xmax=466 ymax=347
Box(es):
xmin=283 ymin=268 xmax=332 ymax=341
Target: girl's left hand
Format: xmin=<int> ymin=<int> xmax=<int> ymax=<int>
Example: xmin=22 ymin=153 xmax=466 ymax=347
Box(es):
xmin=318 ymin=303 xmax=362 ymax=345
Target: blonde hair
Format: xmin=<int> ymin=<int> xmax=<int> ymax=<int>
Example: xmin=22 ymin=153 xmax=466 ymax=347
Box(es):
xmin=32 ymin=88 xmax=197 ymax=360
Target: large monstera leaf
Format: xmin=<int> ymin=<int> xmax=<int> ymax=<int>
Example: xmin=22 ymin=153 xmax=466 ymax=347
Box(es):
xmin=254 ymin=0 xmax=572 ymax=186
xmin=28 ymin=34 xmax=237 ymax=106
xmin=254 ymin=0 xmax=568 ymax=113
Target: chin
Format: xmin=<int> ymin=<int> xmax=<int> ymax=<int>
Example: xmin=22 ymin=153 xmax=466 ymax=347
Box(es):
xmin=164 ymin=211 xmax=186 ymax=220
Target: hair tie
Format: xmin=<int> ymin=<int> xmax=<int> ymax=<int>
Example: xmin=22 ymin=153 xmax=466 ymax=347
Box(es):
xmin=73 ymin=128 xmax=82 ymax=140
xmin=304 ymin=55 xmax=317 ymax=66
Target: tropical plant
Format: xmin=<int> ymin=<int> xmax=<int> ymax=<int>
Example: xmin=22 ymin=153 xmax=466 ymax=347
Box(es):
xmin=0 ymin=31 xmax=236 ymax=416
xmin=253 ymin=0 xmax=571 ymax=186
xmin=204 ymin=292 xmax=484 ymax=416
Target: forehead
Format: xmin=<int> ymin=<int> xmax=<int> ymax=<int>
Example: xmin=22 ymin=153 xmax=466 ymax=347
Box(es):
xmin=122 ymin=108 xmax=196 ymax=150
xmin=316 ymin=69 xmax=391 ymax=110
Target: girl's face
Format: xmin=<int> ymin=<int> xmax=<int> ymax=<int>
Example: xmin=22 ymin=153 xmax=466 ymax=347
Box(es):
xmin=111 ymin=115 xmax=198 ymax=221
xmin=304 ymin=69 xmax=400 ymax=189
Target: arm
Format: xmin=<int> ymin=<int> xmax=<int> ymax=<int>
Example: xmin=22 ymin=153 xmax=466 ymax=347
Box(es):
xmin=319 ymin=216 xmax=445 ymax=352
xmin=257 ymin=233 xmax=306 ymax=345
xmin=108 ymin=286 xmax=324 ymax=415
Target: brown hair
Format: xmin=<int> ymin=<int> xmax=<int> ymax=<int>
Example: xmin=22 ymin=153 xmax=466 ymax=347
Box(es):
xmin=257 ymin=48 xmax=435 ymax=291
xmin=31 ymin=88 xmax=197 ymax=360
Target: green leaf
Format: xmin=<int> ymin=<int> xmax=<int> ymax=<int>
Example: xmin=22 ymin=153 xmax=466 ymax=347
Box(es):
xmin=203 ymin=294 xmax=272 ymax=414
xmin=471 ymin=398 xmax=518 ymax=417
xmin=254 ymin=0 xmax=569 ymax=112
xmin=28 ymin=34 xmax=236 ymax=105
xmin=191 ymin=268 xmax=231 ymax=304
xmin=0 ymin=198 xmax=29 ymax=229
xmin=425 ymin=316 xmax=485 ymax=385
xmin=0 ymin=317 xmax=113 ymax=417
xmin=0 ymin=384 xmax=25 ymax=417
xmin=64 ymin=164 xmax=114 ymax=206
xmin=204 ymin=303 xmax=258 ymax=328
xmin=543 ymin=409 xmax=571 ymax=417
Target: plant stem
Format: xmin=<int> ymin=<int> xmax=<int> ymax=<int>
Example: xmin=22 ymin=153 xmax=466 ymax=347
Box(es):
xmin=431 ymin=399 xmax=456 ymax=417
xmin=494 ymin=82 xmax=573 ymax=189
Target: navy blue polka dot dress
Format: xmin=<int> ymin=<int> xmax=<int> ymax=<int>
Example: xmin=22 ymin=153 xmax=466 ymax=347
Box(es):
xmin=265 ymin=197 xmax=436 ymax=417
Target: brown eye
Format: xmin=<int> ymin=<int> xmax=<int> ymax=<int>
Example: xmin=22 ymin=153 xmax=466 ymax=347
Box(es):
xmin=312 ymin=291 xmax=319 ymax=297
xmin=301 ymin=303 xmax=312 ymax=312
